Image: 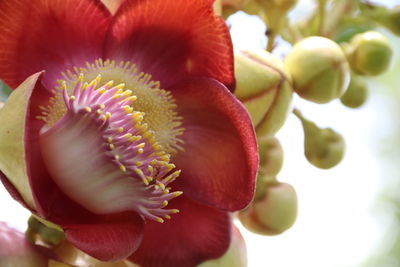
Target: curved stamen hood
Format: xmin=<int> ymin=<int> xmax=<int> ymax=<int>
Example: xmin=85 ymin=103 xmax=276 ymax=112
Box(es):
xmin=38 ymin=60 xmax=184 ymax=223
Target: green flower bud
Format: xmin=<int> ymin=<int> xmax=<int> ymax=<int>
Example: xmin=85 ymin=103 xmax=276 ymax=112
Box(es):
xmin=259 ymin=136 xmax=283 ymax=176
xmin=347 ymin=31 xmax=393 ymax=76
xmin=340 ymin=73 xmax=368 ymax=108
xmin=285 ymin=36 xmax=350 ymax=104
xmin=234 ymin=50 xmax=293 ymax=137
xmin=297 ymin=112 xmax=345 ymax=169
xmin=239 ymin=182 xmax=297 ymax=235
xmin=199 ymin=226 xmax=247 ymax=267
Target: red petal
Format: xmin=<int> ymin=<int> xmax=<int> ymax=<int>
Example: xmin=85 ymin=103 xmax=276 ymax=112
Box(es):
xmin=105 ymin=0 xmax=234 ymax=89
xmin=129 ymin=195 xmax=231 ymax=267
xmin=64 ymin=212 xmax=144 ymax=262
xmin=0 ymin=0 xmax=111 ymax=89
xmin=170 ymin=78 xmax=258 ymax=211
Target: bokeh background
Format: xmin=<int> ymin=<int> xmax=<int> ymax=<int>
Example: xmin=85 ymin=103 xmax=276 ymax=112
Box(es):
xmin=1 ymin=0 xmax=399 ymax=266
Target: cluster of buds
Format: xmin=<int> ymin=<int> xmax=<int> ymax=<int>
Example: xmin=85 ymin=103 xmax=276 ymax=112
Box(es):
xmin=214 ymin=0 xmax=396 ymax=255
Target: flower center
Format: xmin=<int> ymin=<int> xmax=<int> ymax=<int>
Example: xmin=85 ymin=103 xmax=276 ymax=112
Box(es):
xmin=37 ymin=59 xmax=184 ymax=223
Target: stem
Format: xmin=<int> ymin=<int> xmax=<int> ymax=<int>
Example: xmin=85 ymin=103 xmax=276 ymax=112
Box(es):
xmin=318 ymin=0 xmax=327 ymax=35
xmin=266 ymin=31 xmax=276 ymax=52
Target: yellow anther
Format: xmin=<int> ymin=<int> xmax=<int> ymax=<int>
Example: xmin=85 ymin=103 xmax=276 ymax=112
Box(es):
xmin=123 ymin=90 xmax=132 ymax=97
xmin=150 ymin=160 xmax=157 ymax=165
xmin=95 ymin=74 xmax=102 ymax=84
xmin=61 ymin=81 xmax=67 ymax=90
xmin=135 ymin=169 xmax=144 ymax=176
xmin=171 ymin=209 xmax=179 ymax=214
xmin=109 ymin=144 xmax=115 ymax=150
xmin=147 ymin=165 xmax=154 ymax=173
xmin=104 ymin=80 xmax=114 ymax=88
xmin=142 ymin=177 xmax=150 ymax=186
xmin=96 ymin=109 xmax=103 ymax=115
xmin=69 ymin=95 xmax=76 ymax=101
xmin=163 ymin=189 xmax=170 ymax=194
xmin=107 ymin=137 xmax=113 ymax=143
xmin=135 ymin=161 xmax=143 ymax=166
xmin=136 ymin=143 xmax=145 ymax=149
xmin=98 ymin=88 xmax=107 ymax=94
xmin=99 ymin=104 xmax=105 ymax=109
xmin=173 ymin=191 xmax=183 ymax=197
xmin=157 ymin=183 xmax=166 ymax=190
xmin=82 ymin=82 xmax=88 ymax=90
xmin=115 ymin=83 xmax=125 ymax=90
xmin=155 ymin=217 xmax=164 ymax=223
xmin=85 ymin=106 xmax=92 ymax=113
xmin=164 ymin=215 xmax=171 ymax=220
xmin=105 ymin=112 xmax=111 ymax=118
xmin=146 ymin=176 xmax=153 ymax=182
xmin=126 ymin=95 xmax=137 ymax=102
xmin=114 ymin=155 xmax=120 ymax=160
xmin=123 ymin=105 xmax=133 ymax=113
xmin=138 ymin=148 xmax=144 ymax=154
xmin=123 ymin=133 xmax=132 ymax=139
xmin=119 ymin=164 xmax=126 ymax=172
xmin=117 ymin=127 xmax=124 ymax=133
xmin=162 ymin=200 xmax=168 ymax=208
xmin=78 ymin=73 xmax=84 ymax=82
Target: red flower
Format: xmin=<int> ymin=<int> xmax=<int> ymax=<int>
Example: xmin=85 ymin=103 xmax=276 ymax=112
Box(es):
xmin=0 ymin=0 xmax=258 ymax=266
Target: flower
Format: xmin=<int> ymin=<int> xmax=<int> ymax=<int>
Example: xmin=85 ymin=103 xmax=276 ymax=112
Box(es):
xmin=0 ymin=0 xmax=258 ymax=266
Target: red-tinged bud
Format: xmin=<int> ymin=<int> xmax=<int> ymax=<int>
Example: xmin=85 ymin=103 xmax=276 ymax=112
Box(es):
xmin=199 ymin=225 xmax=247 ymax=267
xmin=234 ymin=50 xmax=293 ymax=137
xmin=239 ymin=182 xmax=297 ymax=235
xmin=285 ymin=36 xmax=350 ymax=104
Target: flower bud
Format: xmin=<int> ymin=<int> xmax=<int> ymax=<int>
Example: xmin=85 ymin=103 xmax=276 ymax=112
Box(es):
xmin=346 ymin=31 xmax=393 ymax=76
xmin=298 ymin=113 xmax=345 ymax=169
xmin=0 ymin=222 xmax=48 ymax=267
xmin=340 ymin=73 xmax=368 ymax=108
xmin=199 ymin=225 xmax=247 ymax=267
xmin=234 ymin=50 xmax=293 ymax=137
xmin=239 ymin=182 xmax=297 ymax=235
xmin=285 ymin=36 xmax=350 ymax=104
xmin=254 ymin=136 xmax=283 ymax=200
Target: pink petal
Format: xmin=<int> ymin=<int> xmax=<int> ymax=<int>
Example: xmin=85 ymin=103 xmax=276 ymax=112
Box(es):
xmin=105 ymin=0 xmax=234 ymax=89
xmin=170 ymin=78 xmax=258 ymax=211
xmin=0 ymin=0 xmax=111 ymax=89
xmin=129 ymin=195 xmax=231 ymax=267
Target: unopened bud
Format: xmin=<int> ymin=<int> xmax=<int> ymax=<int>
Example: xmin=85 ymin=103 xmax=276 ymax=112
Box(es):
xmin=0 ymin=222 xmax=48 ymax=267
xmin=199 ymin=226 xmax=247 ymax=267
xmin=285 ymin=36 xmax=350 ymax=104
xmin=234 ymin=50 xmax=293 ymax=137
xmin=239 ymin=182 xmax=297 ymax=235
xmin=346 ymin=31 xmax=393 ymax=76
xmin=340 ymin=73 xmax=368 ymax=108
xmin=297 ymin=112 xmax=345 ymax=169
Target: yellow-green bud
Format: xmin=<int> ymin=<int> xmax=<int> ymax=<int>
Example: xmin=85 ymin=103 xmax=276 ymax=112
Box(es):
xmin=340 ymin=73 xmax=368 ymax=108
xmin=199 ymin=226 xmax=247 ymax=267
xmin=239 ymin=182 xmax=297 ymax=235
xmin=285 ymin=36 xmax=350 ymax=104
xmin=298 ymin=113 xmax=345 ymax=169
xmin=259 ymin=136 xmax=283 ymax=176
xmin=234 ymin=50 xmax=293 ymax=137
xmin=347 ymin=31 xmax=393 ymax=76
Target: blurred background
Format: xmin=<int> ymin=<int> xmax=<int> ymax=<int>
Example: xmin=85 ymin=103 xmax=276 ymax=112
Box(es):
xmin=1 ymin=0 xmax=400 ymax=266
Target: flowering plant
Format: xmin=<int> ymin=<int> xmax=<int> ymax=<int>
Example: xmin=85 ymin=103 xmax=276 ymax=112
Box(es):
xmin=0 ymin=0 xmax=258 ymax=266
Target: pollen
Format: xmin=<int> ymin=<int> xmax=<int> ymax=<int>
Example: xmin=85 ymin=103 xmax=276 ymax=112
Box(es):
xmin=37 ymin=60 xmax=185 ymax=223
